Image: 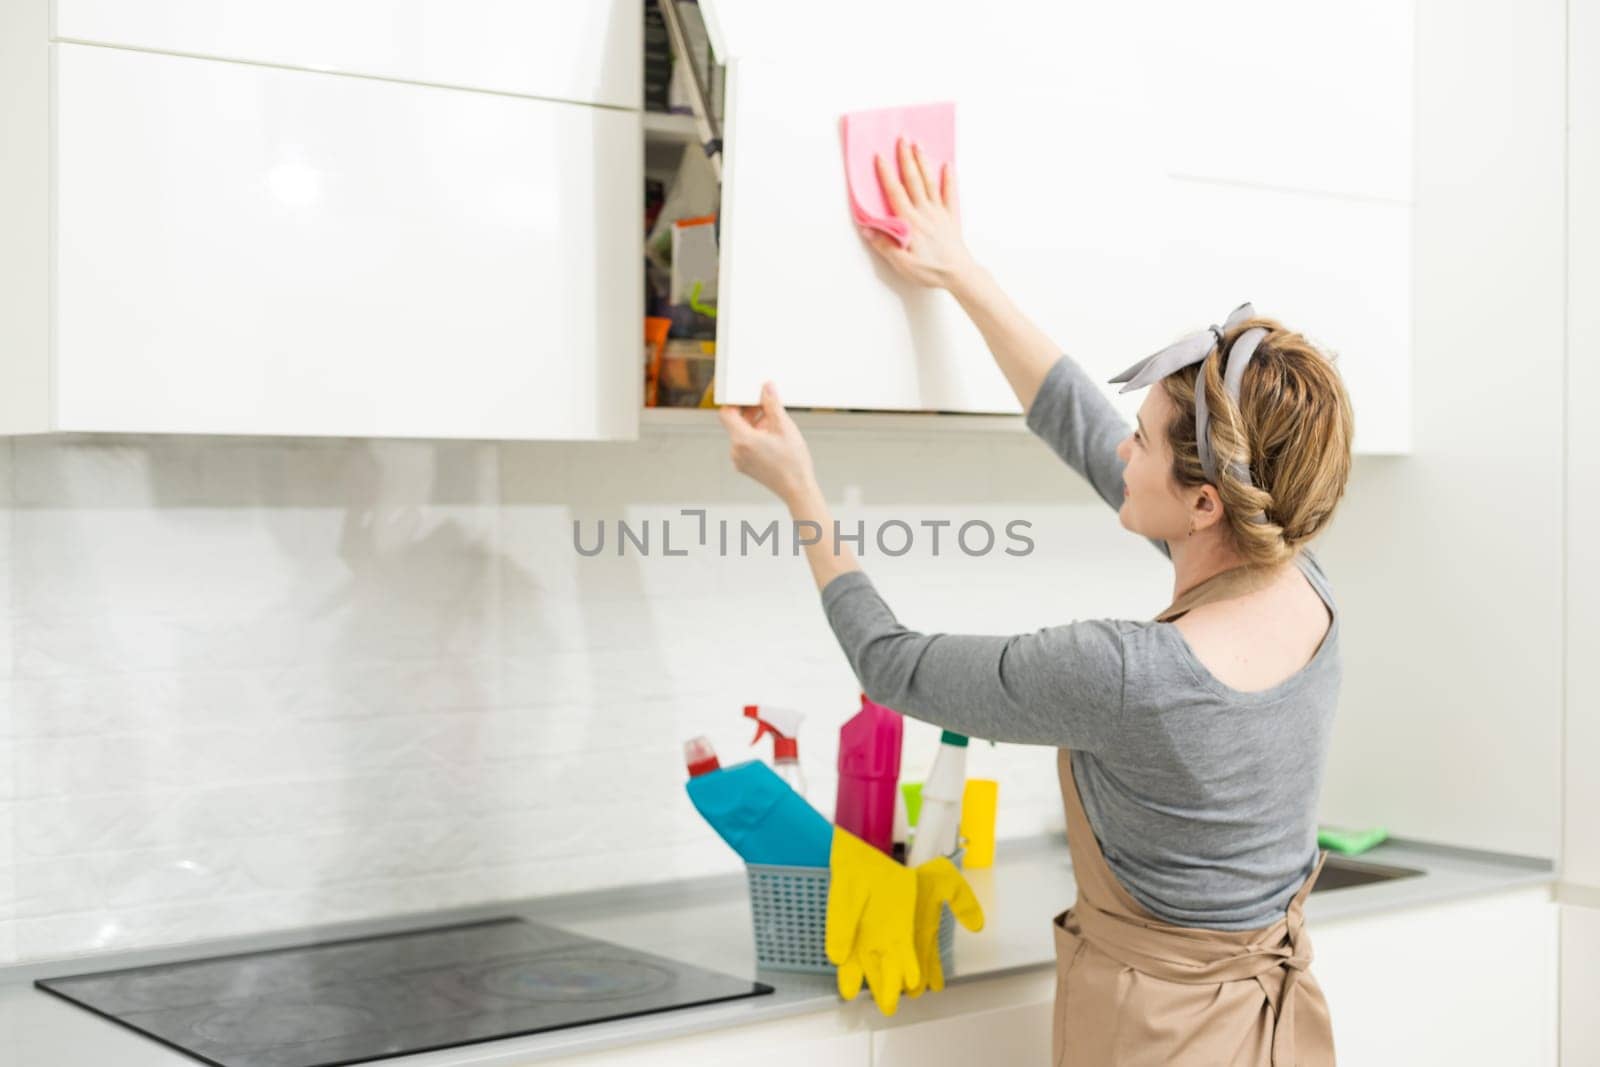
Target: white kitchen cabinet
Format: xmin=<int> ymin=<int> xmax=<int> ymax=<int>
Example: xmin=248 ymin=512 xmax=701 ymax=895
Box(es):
xmin=870 ymin=970 xmax=1055 ymax=1066
xmin=1561 ymin=902 xmax=1600 ymax=1066
xmin=710 ymin=7 xmax=1171 ymax=418
xmin=0 ymin=0 xmax=50 ymax=433
xmin=1148 ymin=0 xmax=1414 ymax=202
xmin=540 ymin=1010 xmax=871 ymax=1067
xmin=691 ymin=0 xmax=1413 ymax=451
xmin=1314 ymin=887 xmax=1557 ymax=1065
xmin=24 ymin=42 xmax=641 ymax=439
xmin=6 ymin=0 xmax=1415 ymax=442
xmin=1153 ymin=178 xmax=1412 ymax=454
xmin=54 ymin=0 xmax=641 ymax=110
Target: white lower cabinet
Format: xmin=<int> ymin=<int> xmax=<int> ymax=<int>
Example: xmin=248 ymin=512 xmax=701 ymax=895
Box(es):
xmin=1560 ymin=901 xmax=1600 ymax=1066
xmin=538 ymin=1011 xmax=871 ymax=1067
xmin=870 ymin=970 xmax=1055 ymax=1066
xmin=1313 ymin=887 xmax=1558 ymax=1066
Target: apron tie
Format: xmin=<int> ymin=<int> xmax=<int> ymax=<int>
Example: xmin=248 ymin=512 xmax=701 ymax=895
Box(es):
xmin=1070 ymin=896 xmax=1316 ymax=1067
xmin=1261 ymin=906 xmax=1314 ymax=1067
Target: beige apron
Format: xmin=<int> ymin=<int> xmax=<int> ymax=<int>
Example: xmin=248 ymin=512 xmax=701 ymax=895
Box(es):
xmin=1050 ymin=564 xmax=1336 ymax=1066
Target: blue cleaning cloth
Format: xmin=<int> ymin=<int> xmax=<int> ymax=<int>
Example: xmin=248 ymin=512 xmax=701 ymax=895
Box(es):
xmin=686 ymin=760 xmax=832 ymax=867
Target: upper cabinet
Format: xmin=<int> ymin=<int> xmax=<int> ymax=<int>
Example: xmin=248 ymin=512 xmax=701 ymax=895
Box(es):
xmin=1146 ymin=0 xmax=1414 ymax=455
xmin=0 ymin=1 xmax=641 ymax=439
xmin=702 ymin=0 xmax=1413 ymax=452
xmin=54 ymin=0 xmax=641 ymax=109
xmin=3 ymin=0 xmax=1410 ymax=447
xmin=53 ymin=44 xmax=640 ymax=439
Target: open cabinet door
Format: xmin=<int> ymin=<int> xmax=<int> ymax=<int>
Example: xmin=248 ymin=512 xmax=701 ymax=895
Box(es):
xmin=711 ymin=4 xmax=1175 ymax=414
xmin=707 ymin=0 xmax=1413 ymax=451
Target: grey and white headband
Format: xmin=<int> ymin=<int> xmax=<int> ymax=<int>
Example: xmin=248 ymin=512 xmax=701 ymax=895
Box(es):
xmin=1109 ymin=302 xmax=1269 ymax=523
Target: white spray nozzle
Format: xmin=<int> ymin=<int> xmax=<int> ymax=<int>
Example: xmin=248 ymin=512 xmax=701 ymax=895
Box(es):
xmin=743 ymin=704 xmax=804 ymax=742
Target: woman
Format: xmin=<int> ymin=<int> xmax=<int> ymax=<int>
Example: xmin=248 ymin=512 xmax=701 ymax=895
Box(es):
xmin=718 ymin=139 xmax=1352 ymax=1065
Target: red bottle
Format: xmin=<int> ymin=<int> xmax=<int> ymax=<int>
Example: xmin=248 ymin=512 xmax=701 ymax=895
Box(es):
xmin=833 ymin=694 xmax=903 ymax=854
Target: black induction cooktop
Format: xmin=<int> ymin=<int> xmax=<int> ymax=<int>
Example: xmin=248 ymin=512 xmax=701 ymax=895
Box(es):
xmin=35 ymin=917 xmax=774 ymax=1067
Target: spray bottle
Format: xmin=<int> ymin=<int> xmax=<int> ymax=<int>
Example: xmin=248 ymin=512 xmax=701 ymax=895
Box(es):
xmin=907 ymin=730 xmax=969 ymax=866
xmin=743 ymin=704 xmax=806 ymax=798
xmin=681 ymin=735 xmax=832 ymax=867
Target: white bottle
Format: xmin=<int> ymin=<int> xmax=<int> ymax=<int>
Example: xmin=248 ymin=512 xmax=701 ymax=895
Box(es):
xmin=907 ymin=731 xmax=968 ymax=866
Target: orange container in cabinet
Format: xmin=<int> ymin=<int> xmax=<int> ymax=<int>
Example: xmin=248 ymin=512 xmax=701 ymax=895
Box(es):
xmin=644 ymin=316 xmax=672 ymax=407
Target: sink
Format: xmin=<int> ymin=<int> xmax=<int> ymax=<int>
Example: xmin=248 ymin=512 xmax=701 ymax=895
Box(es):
xmin=1310 ymin=855 xmax=1424 ymax=893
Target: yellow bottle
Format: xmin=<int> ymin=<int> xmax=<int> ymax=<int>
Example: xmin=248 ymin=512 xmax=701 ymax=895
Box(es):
xmin=959 ymin=779 xmax=999 ymax=868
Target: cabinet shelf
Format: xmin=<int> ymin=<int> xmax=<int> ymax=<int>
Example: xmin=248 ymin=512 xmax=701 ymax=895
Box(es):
xmin=639 ymin=406 xmax=1027 ymax=436
xmin=643 ymin=110 xmax=702 ymax=144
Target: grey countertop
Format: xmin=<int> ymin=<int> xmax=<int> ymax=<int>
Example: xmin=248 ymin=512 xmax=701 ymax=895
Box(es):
xmin=0 ymin=835 xmax=1554 ymax=1066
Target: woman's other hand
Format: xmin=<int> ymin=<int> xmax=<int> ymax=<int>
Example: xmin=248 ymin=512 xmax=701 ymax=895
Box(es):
xmin=861 ymin=138 xmax=977 ymax=290
xmin=718 ymin=381 xmax=818 ymax=506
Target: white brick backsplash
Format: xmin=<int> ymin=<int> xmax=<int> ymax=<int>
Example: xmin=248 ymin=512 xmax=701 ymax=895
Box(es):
xmin=0 ymin=431 xmax=1132 ymax=964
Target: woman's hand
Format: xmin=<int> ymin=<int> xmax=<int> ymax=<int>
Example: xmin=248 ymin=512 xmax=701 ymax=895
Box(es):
xmin=717 ymin=381 xmax=818 ymax=507
xmin=861 ymin=138 xmax=977 ymax=290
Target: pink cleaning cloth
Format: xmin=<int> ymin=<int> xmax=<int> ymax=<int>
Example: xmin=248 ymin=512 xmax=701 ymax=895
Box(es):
xmin=840 ymin=101 xmax=956 ymax=249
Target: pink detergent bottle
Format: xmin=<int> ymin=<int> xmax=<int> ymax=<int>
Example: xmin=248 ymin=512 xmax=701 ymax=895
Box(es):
xmin=834 ymin=694 xmax=904 ymax=855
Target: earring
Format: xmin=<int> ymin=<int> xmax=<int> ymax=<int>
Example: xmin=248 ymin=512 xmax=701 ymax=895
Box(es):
xmin=1187 ymin=518 xmax=1197 ymax=539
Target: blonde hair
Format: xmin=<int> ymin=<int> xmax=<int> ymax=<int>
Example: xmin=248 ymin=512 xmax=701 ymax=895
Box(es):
xmin=1159 ymin=316 xmax=1354 ymax=566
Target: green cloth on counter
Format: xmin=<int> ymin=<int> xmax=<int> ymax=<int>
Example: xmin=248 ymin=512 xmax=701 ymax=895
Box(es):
xmin=1317 ymin=826 xmax=1388 ymax=855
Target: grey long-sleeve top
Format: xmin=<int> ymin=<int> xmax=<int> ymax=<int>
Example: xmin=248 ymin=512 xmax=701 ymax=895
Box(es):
xmin=820 ymin=355 xmax=1340 ymax=931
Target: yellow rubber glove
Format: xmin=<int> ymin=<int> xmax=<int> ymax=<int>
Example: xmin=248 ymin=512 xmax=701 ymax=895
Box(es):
xmin=825 ymin=827 xmax=920 ymax=1015
xmin=906 ymin=856 xmax=985 ymax=997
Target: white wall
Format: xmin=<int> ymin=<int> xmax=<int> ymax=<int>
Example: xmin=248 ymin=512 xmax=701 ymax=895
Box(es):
xmin=1312 ymin=0 xmax=1567 ymax=858
xmin=1562 ymin=1 xmax=1600 ymax=1063
xmin=1563 ymin=0 xmax=1600 ymax=895
xmin=0 ymin=0 xmax=1572 ymax=966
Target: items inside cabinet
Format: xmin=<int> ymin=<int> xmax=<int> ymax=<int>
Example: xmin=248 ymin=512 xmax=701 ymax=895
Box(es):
xmin=637 ymin=2 xmax=1028 ymax=426
xmin=644 ymin=0 xmax=724 ymax=408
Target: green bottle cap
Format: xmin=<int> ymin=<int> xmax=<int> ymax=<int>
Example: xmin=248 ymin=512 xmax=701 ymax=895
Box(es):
xmin=940 ymin=730 xmax=969 ymax=747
